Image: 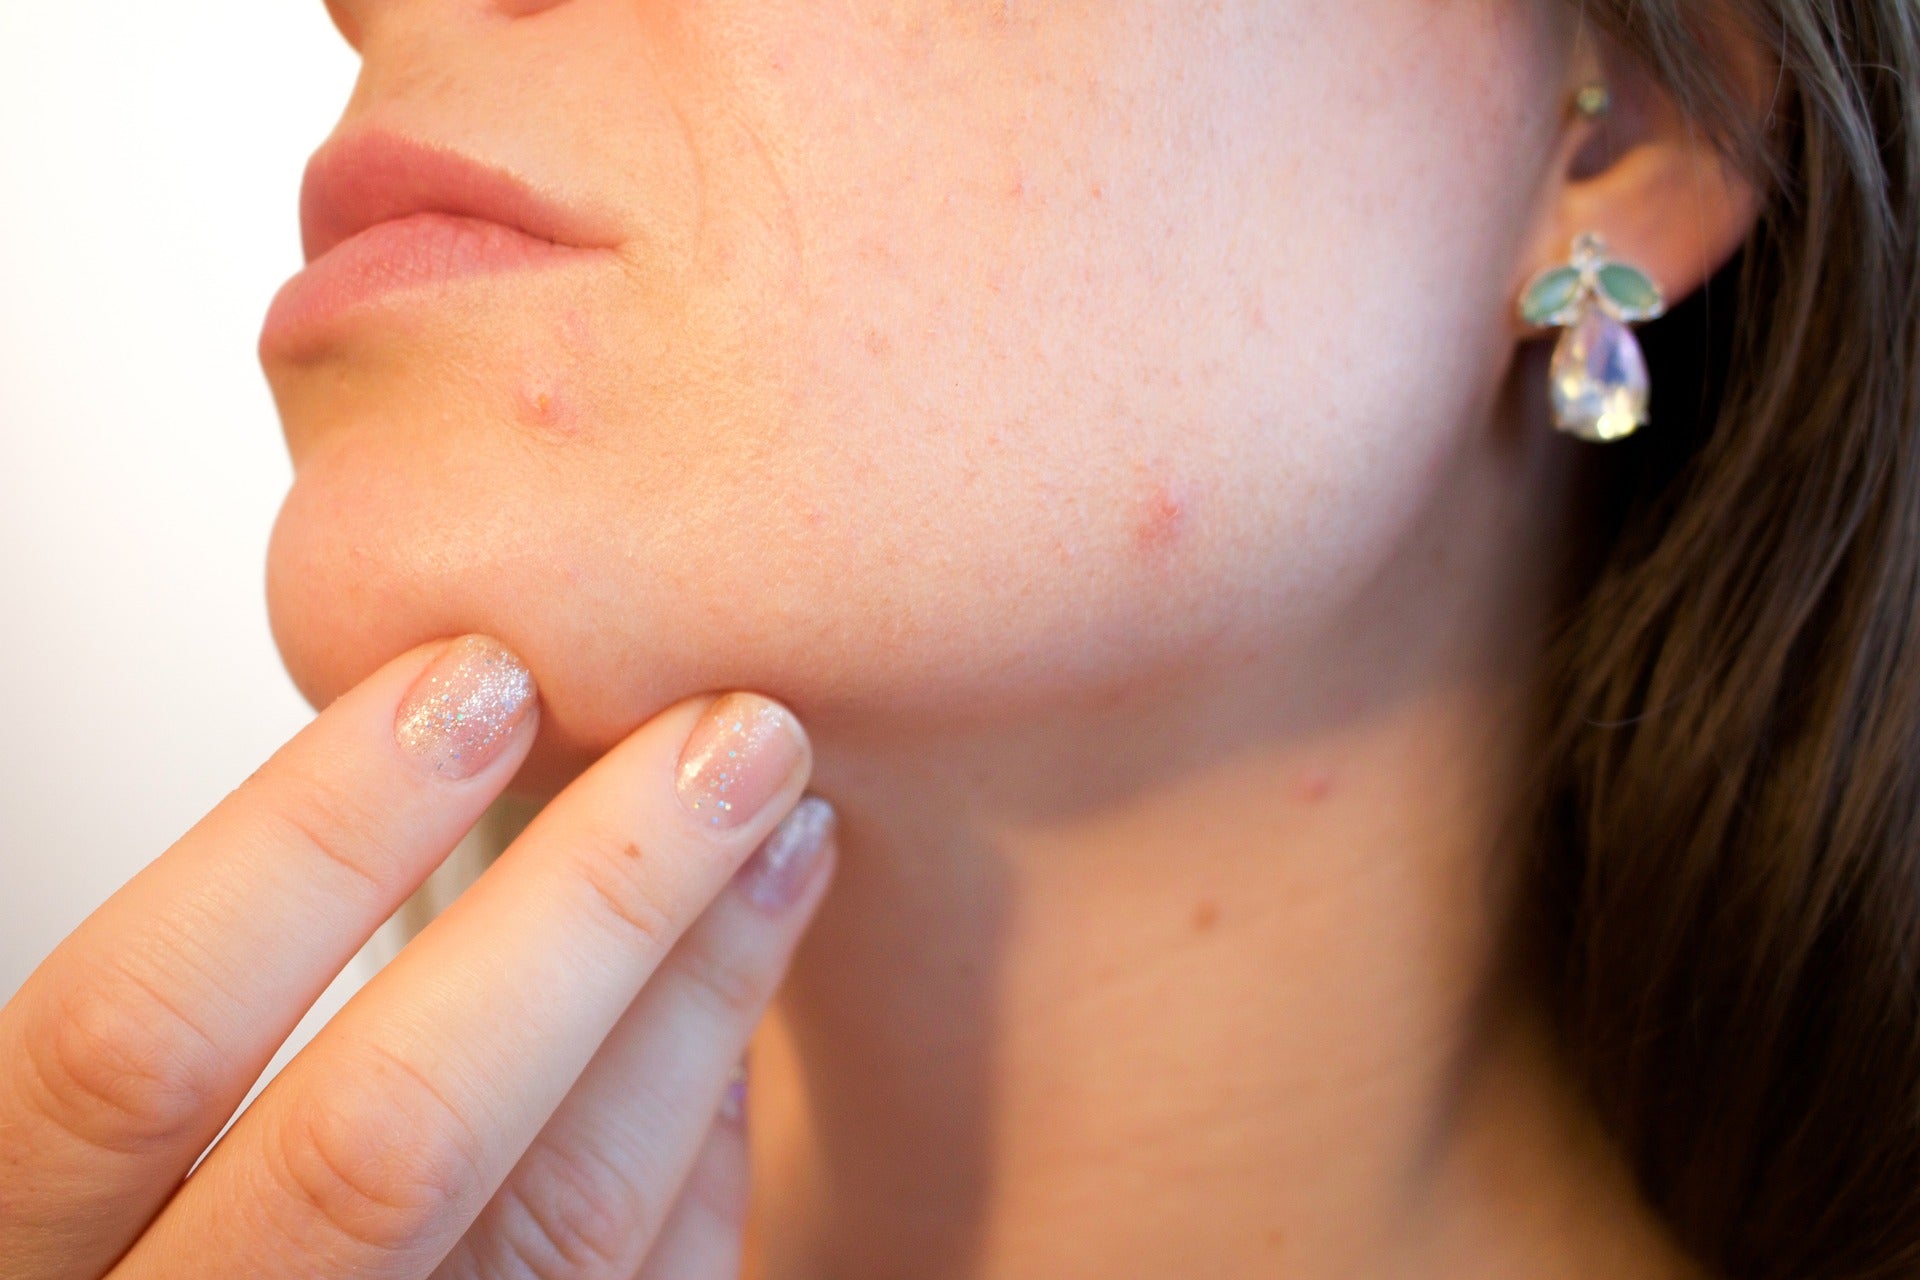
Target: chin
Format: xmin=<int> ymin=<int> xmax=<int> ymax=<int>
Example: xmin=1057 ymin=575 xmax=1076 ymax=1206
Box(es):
xmin=263 ymin=415 xmax=742 ymax=800
xmin=263 ymin=407 xmax=1250 ymax=802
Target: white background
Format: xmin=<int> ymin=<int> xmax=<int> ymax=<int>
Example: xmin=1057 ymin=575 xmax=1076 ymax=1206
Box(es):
xmin=0 ymin=4 xmax=369 ymax=1067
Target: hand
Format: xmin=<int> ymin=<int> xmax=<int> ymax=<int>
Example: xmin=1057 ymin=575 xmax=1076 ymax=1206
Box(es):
xmin=0 ymin=635 xmax=837 ymax=1279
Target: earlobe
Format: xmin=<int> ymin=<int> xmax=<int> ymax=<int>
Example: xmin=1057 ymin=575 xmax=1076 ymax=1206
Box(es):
xmin=1556 ymin=138 xmax=1760 ymax=315
xmin=1506 ymin=41 xmax=1765 ymax=444
xmin=1516 ymin=49 xmax=1764 ymax=342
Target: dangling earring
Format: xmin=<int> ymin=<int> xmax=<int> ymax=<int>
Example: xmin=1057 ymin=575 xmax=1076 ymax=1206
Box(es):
xmin=1517 ymin=233 xmax=1667 ymax=442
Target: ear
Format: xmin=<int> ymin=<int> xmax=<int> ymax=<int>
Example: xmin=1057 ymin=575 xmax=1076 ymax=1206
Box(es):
xmin=1513 ymin=31 xmax=1767 ymax=330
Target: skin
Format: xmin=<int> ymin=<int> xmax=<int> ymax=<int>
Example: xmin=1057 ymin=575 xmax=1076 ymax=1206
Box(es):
xmin=3 ymin=1 xmax=1766 ymax=1277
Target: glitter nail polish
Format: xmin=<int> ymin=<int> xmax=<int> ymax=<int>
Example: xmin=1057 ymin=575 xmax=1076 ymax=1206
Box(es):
xmin=393 ymin=636 xmax=537 ymax=779
xmin=736 ymin=795 xmax=837 ymax=912
xmin=674 ymin=693 xmax=806 ymax=829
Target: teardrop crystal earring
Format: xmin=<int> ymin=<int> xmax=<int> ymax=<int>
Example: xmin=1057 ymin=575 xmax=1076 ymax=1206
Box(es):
xmin=1517 ymin=233 xmax=1666 ymax=442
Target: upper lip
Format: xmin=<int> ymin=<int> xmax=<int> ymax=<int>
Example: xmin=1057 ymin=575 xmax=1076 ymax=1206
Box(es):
xmin=298 ymin=127 xmax=621 ymax=264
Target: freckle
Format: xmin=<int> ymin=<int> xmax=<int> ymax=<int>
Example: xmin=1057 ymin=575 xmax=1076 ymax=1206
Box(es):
xmin=1008 ymin=171 xmax=1026 ymax=200
xmin=1132 ymin=475 xmax=1186 ymax=557
xmin=1192 ymin=900 xmax=1220 ymax=933
xmin=864 ymin=327 xmax=892 ymax=360
xmin=1293 ymin=769 xmax=1335 ymax=805
xmin=1089 ymin=181 xmax=1104 ymax=200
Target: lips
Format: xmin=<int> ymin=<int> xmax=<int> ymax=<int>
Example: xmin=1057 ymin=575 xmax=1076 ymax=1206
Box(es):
xmin=261 ymin=128 xmax=620 ymax=356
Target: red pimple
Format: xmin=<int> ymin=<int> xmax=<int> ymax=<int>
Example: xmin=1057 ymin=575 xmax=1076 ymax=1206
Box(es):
xmin=514 ymin=380 xmax=579 ymax=436
xmin=1132 ymin=475 xmax=1186 ymax=556
xmin=1293 ymin=769 xmax=1336 ymax=805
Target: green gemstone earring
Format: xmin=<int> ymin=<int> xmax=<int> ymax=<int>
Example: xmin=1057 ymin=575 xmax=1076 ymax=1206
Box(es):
xmin=1517 ymin=233 xmax=1667 ymax=442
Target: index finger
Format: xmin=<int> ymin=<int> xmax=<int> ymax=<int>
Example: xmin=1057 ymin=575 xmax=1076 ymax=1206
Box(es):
xmin=0 ymin=635 xmax=539 ymax=1280
xmin=119 ymin=691 xmax=813 ymax=1278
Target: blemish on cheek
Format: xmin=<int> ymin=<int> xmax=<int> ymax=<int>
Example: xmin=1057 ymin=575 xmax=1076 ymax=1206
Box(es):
xmin=510 ymin=309 xmax=594 ymax=439
xmin=1132 ymin=473 xmax=1188 ymax=558
xmin=514 ymin=380 xmax=580 ymax=437
xmin=558 ymin=307 xmax=593 ymax=352
xmin=1292 ymin=769 xmax=1336 ymax=805
xmin=1191 ymin=900 xmax=1220 ymax=933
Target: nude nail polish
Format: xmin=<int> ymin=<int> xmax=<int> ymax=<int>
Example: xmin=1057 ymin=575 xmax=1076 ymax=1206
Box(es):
xmin=674 ymin=693 xmax=806 ymax=829
xmin=393 ymin=636 xmax=537 ymax=779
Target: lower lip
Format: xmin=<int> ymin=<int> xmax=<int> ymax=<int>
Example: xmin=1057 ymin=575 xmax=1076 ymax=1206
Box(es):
xmin=260 ymin=211 xmax=598 ymax=357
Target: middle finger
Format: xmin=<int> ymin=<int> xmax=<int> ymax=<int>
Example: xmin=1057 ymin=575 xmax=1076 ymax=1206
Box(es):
xmin=113 ymin=691 xmax=812 ymax=1279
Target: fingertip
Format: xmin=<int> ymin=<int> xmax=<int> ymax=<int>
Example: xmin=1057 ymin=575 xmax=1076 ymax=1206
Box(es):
xmin=391 ymin=634 xmax=540 ymax=781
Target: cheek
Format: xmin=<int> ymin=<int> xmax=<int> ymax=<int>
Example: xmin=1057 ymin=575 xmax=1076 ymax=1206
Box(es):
xmin=263 ymin=0 xmax=1558 ymax=791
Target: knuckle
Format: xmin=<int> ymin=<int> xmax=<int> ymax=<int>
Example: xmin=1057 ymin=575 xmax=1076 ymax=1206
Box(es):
xmin=572 ymin=835 xmax=680 ymax=952
xmin=250 ymin=768 xmax=397 ymax=899
xmin=485 ymin=1144 xmax=646 ymax=1278
xmin=672 ymin=930 xmax=777 ymax=1024
xmin=265 ymin=1044 xmax=487 ymax=1258
xmin=20 ymin=965 xmax=222 ymax=1156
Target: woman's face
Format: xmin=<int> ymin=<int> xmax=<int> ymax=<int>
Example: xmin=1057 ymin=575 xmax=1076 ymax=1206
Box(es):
xmin=266 ymin=0 xmax=1576 ymax=794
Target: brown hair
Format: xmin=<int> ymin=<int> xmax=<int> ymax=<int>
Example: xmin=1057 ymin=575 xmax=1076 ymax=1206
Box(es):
xmin=1528 ymin=2 xmax=1920 ymax=1276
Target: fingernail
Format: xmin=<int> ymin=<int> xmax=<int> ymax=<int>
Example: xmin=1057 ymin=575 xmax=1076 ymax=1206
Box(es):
xmin=394 ymin=636 xmax=537 ymax=779
xmin=675 ymin=693 xmax=806 ymax=830
xmin=719 ymin=1058 xmax=750 ymax=1126
xmin=735 ymin=795 xmax=837 ymax=912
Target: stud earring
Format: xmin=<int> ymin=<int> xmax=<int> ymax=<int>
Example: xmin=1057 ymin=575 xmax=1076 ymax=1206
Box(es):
xmin=1573 ymin=82 xmax=1612 ymax=120
xmin=1517 ymin=233 xmax=1667 ymax=442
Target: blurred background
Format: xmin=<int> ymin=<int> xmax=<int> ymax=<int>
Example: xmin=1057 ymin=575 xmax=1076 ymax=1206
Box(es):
xmin=0 ymin=5 xmax=365 ymax=1066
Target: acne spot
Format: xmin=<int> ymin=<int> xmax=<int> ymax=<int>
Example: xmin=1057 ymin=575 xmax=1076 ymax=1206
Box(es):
xmin=1191 ymin=900 xmax=1220 ymax=933
xmin=514 ymin=380 xmax=579 ymax=437
xmin=864 ymin=327 xmax=893 ymax=360
xmin=511 ymin=311 xmax=593 ymax=439
xmin=1292 ymin=769 xmax=1336 ymax=805
xmin=1132 ymin=472 xmax=1187 ymax=558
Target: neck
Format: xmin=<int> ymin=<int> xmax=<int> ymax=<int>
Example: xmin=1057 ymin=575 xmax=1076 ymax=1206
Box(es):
xmin=745 ymin=416 xmax=1697 ymax=1279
